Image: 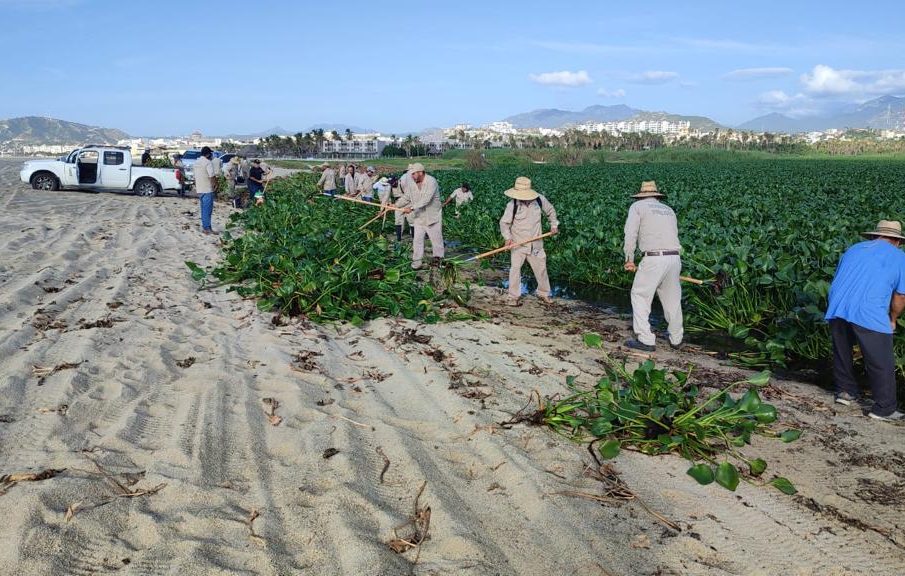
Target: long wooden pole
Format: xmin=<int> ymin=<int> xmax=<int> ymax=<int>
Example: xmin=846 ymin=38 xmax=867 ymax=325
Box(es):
xmin=321 ymin=193 xmax=402 ymax=211
xmin=464 ymin=232 xmax=555 ymax=262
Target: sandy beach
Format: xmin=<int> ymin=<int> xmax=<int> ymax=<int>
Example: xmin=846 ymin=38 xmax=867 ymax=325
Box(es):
xmin=0 ymin=158 xmax=903 ymax=575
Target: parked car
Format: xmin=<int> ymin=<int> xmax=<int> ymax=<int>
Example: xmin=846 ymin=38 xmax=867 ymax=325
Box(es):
xmin=181 ymin=149 xmax=224 ymax=182
xmin=19 ymin=146 xmax=181 ymax=196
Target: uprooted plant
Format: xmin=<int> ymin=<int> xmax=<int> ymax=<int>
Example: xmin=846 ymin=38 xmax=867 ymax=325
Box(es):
xmin=186 ymin=174 xmax=471 ymax=325
xmin=534 ymin=349 xmax=800 ymax=494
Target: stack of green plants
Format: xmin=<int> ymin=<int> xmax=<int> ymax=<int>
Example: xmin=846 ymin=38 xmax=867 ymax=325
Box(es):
xmin=186 ymin=174 xmax=467 ymax=324
xmin=540 ymin=336 xmax=800 ymax=493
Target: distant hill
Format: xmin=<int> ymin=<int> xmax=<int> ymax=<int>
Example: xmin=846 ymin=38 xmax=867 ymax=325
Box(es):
xmin=0 ymin=116 xmax=129 ymax=144
xmin=628 ymin=111 xmax=723 ymax=132
xmin=307 ymin=123 xmax=375 ymax=134
xmin=504 ymin=105 xmax=640 ymax=129
xmin=221 ymin=124 xmax=376 ymax=139
xmin=738 ymin=95 xmax=905 ymax=133
xmin=503 ymin=104 xmax=722 ymax=131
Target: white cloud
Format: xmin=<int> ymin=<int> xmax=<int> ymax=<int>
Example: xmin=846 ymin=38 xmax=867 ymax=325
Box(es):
xmin=671 ymin=37 xmax=781 ymax=53
xmin=800 ymin=64 xmax=905 ymax=98
xmin=597 ymin=88 xmax=626 ymax=98
xmin=627 ymin=71 xmax=679 ymax=84
xmin=528 ymin=70 xmax=592 ymax=87
xmin=724 ymin=67 xmax=794 ymax=80
xmin=755 ymin=90 xmax=819 ymax=117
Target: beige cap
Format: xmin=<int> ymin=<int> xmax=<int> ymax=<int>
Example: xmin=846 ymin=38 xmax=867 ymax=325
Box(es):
xmin=408 ymin=162 xmax=425 ymax=173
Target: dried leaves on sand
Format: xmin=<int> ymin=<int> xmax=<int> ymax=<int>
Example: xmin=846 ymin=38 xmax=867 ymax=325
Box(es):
xmin=388 ymin=481 xmax=432 ymax=562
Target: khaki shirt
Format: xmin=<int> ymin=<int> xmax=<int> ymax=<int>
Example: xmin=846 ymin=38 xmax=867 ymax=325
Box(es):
xmin=194 ymin=156 xmax=216 ymax=194
xmin=399 ymin=173 xmax=442 ymax=226
xmin=499 ymin=195 xmax=559 ymax=249
xmin=212 ymin=157 xmax=223 ymax=176
xmin=344 ymin=172 xmax=359 ymax=195
xmin=358 ymin=173 xmax=376 ymax=196
xmin=623 ymin=198 xmax=681 ymax=263
xmin=318 ymin=168 xmax=336 ymax=190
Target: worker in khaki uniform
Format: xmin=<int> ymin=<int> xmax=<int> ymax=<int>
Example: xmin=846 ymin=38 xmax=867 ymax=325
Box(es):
xmin=317 ymin=163 xmax=337 ymax=196
xmin=391 ymin=173 xmax=413 ymax=241
xmin=359 ymin=166 xmax=377 ymax=201
xmin=623 ymin=181 xmax=683 ymax=352
xmin=499 ymin=176 xmax=559 ymax=305
xmin=397 ymin=163 xmax=444 ymax=269
xmin=343 ymin=164 xmax=360 ymax=197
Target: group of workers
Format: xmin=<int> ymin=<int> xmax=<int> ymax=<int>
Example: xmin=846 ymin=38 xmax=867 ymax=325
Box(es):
xmin=233 ymin=159 xmax=905 ymax=424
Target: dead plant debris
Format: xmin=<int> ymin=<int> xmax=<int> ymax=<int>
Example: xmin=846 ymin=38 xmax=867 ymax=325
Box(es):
xmin=388 ymin=481 xmax=431 ymax=563
xmin=246 ymin=508 xmax=266 ymax=547
xmin=290 ymin=350 xmax=322 ymax=372
xmin=377 ymin=446 xmax=391 ymax=484
xmin=0 ymin=468 xmax=66 ymax=495
xmin=32 ymin=361 xmax=83 ymax=385
xmin=323 ymin=448 xmax=340 ymax=459
xmin=175 ymin=357 xmax=196 ymax=369
xmin=262 ymin=397 xmax=282 ymax=426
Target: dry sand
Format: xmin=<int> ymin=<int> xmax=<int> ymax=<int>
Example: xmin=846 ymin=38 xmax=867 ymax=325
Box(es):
xmin=0 ymin=158 xmax=903 ymax=575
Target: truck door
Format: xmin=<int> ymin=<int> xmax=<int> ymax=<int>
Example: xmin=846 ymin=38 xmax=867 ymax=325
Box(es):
xmin=76 ymin=150 xmax=99 ymax=185
xmin=99 ymin=150 xmax=130 ymax=189
xmin=61 ymin=153 xmax=79 ymax=186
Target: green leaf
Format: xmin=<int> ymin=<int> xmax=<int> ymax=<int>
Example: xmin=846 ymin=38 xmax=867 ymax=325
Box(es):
xmin=598 ymin=439 xmax=621 ymax=460
xmin=770 ymin=477 xmax=797 ymax=495
xmin=385 ymin=268 xmax=401 ymax=283
xmin=754 ymin=403 xmax=778 ymax=423
xmin=780 ymin=429 xmax=802 ymax=443
xmin=583 ymin=333 xmax=603 ymax=349
xmin=737 ymin=389 xmax=762 ymax=412
xmin=749 ymin=458 xmax=767 ymax=477
xmin=588 ymin=418 xmax=613 ymax=437
xmin=746 ymin=370 xmax=771 ymax=387
xmin=714 ymin=462 xmax=740 ymax=491
xmin=686 ymin=463 xmax=715 ymax=485
xmin=184 ymin=261 xmax=207 ymax=282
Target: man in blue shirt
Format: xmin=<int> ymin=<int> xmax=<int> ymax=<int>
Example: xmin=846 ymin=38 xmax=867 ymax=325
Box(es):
xmin=825 ymin=220 xmax=905 ymax=422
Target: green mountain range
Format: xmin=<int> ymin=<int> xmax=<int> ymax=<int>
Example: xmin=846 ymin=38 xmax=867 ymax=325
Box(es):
xmin=0 ymin=116 xmax=130 ymax=144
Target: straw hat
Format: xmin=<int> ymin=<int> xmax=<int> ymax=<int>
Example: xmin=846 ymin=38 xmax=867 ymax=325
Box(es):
xmin=408 ymin=162 xmax=425 ymax=173
xmin=633 ymin=180 xmax=665 ymax=198
xmin=321 ymin=162 xmax=330 ymax=168
xmin=862 ymin=220 xmax=905 ymax=241
xmin=504 ymin=176 xmax=539 ymax=201
xmin=230 ymin=156 xmax=240 ymax=165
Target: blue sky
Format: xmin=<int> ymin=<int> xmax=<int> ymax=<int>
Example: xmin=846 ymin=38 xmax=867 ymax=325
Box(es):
xmin=1 ymin=0 xmax=903 ymax=136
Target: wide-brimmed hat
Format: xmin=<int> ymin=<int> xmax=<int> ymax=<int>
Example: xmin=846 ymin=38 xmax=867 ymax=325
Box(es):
xmin=862 ymin=220 xmax=905 ymax=240
xmin=633 ymin=180 xmax=665 ymax=198
xmin=230 ymin=156 xmax=240 ymax=164
xmin=408 ymin=162 xmax=425 ymax=173
xmin=504 ymin=176 xmax=539 ymax=201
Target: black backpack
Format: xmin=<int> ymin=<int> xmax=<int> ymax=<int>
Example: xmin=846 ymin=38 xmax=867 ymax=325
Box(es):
xmin=510 ymin=197 xmax=543 ymax=224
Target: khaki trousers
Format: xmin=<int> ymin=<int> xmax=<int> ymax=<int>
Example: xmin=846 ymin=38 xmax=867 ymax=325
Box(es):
xmin=631 ymin=255 xmax=683 ymax=346
xmin=509 ymin=244 xmax=551 ymax=299
xmin=412 ymin=221 xmax=444 ymax=268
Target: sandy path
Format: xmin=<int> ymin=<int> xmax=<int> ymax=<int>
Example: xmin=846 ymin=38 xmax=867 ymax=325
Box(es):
xmin=0 ymin=159 xmax=903 ymax=575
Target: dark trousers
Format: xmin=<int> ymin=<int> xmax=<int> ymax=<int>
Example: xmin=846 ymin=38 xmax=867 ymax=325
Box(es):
xmin=830 ymin=318 xmax=898 ymax=416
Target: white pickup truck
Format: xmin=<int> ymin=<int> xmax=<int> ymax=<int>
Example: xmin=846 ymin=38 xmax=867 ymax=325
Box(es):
xmin=19 ymin=146 xmax=181 ymax=197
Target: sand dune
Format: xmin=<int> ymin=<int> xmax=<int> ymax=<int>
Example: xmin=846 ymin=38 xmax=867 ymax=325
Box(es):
xmin=0 ymin=159 xmax=903 ymax=575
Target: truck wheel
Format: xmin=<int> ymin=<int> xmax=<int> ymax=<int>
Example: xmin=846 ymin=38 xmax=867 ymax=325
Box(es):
xmin=134 ymin=178 xmax=161 ymax=197
xmin=31 ymin=172 xmax=60 ymax=191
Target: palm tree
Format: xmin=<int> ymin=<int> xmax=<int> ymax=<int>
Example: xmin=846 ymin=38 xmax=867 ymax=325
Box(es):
xmin=344 ymin=128 xmax=353 ymax=141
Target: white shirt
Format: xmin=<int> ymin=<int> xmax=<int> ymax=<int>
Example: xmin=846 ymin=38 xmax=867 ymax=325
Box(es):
xmin=194 ymin=156 xmax=216 ymax=194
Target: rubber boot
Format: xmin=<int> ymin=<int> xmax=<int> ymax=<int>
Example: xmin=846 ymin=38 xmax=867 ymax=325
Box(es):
xmin=395 ymin=225 xmax=402 ymax=242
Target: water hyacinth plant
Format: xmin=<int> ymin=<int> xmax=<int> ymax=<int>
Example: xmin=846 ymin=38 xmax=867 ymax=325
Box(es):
xmin=186 ymin=174 xmax=469 ymax=324
xmin=543 ymin=347 xmax=800 ymax=494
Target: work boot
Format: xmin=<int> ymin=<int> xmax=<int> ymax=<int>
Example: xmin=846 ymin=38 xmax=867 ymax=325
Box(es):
xmin=395 ymin=225 xmax=402 ymax=242
xmin=625 ymin=339 xmax=655 ymax=352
